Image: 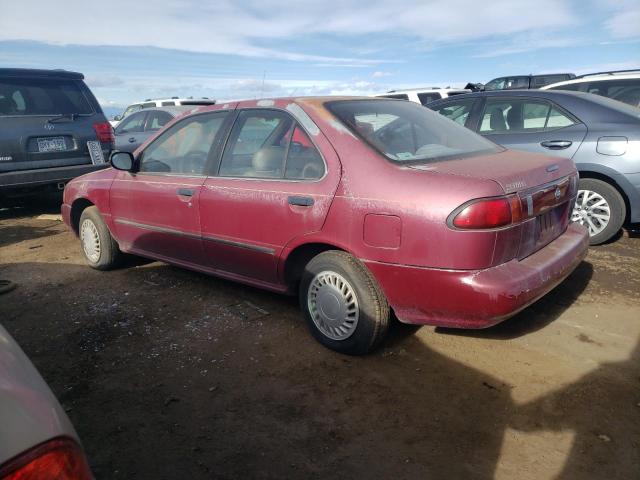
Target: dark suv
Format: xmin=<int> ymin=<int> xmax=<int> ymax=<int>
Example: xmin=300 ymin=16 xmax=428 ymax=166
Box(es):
xmin=0 ymin=68 xmax=113 ymax=197
xmin=484 ymin=73 xmax=576 ymax=91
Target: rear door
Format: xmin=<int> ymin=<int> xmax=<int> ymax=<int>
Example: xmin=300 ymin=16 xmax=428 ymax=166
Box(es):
xmin=199 ymin=108 xmax=340 ymax=284
xmin=476 ymin=97 xmax=587 ymax=159
xmin=0 ymin=75 xmax=104 ymax=174
xmin=109 ymin=111 xmax=231 ymax=265
xmin=114 ymin=111 xmax=148 ymax=152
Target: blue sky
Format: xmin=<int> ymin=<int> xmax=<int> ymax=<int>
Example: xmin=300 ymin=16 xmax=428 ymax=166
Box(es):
xmin=0 ymin=0 xmax=638 ymax=115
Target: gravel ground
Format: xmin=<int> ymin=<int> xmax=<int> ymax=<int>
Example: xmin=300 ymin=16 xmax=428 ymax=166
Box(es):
xmin=1 ymin=197 xmax=639 ymax=480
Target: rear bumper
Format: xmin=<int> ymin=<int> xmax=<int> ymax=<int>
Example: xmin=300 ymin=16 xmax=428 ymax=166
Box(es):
xmin=365 ymin=222 xmax=589 ymax=328
xmin=0 ymin=163 xmax=108 ymax=190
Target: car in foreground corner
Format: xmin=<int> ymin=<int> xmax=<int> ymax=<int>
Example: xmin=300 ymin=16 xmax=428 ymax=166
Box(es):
xmin=62 ymin=97 xmax=588 ymax=354
xmin=429 ymin=89 xmax=640 ymax=244
xmin=0 ymin=324 xmax=93 ymax=479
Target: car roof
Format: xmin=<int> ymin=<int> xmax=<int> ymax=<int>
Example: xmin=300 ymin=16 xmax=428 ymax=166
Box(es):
xmin=543 ymin=72 xmax=640 ymax=88
xmin=136 ymin=105 xmax=197 ymax=115
xmin=378 ymin=88 xmax=469 ymax=94
xmin=0 ymin=68 xmax=84 ymax=80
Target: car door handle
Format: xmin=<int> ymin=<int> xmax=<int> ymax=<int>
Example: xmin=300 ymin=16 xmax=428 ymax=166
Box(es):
xmin=128 ymin=137 xmax=136 ymax=143
xmin=288 ymin=195 xmax=314 ymax=207
xmin=541 ymin=140 xmax=572 ymax=150
xmin=177 ymin=188 xmax=194 ymax=197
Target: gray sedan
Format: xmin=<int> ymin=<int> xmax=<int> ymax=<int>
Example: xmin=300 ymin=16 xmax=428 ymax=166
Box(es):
xmin=114 ymin=106 xmax=195 ymax=153
xmin=429 ymin=90 xmax=640 ymax=244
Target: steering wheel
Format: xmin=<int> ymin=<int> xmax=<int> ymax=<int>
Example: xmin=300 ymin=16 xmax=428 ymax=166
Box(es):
xmin=182 ymin=151 xmax=207 ymax=174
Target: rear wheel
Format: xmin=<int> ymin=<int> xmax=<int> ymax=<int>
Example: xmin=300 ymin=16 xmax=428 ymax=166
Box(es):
xmin=79 ymin=206 xmax=122 ymax=270
xmin=299 ymin=251 xmax=389 ymax=355
xmin=571 ymin=178 xmax=625 ymax=245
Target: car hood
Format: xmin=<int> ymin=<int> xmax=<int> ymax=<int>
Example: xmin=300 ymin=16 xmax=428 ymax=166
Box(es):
xmin=407 ymin=149 xmax=576 ymax=193
xmin=0 ymin=324 xmax=78 ymax=465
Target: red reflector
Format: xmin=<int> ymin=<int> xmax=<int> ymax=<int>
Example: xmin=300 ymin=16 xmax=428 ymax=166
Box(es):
xmin=452 ymin=197 xmax=516 ymax=229
xmin=0 ymin=437 xmax=92 ymax=480
xmin=93 ymin=122 xmax=114 ymax=145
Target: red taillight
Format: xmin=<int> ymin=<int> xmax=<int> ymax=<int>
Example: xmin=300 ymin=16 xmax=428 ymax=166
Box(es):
xmin=451 ymin=195 xmax=523 ymax=229
xmin=0 ymin=437 xmax=92 ymax=480
xmin=93 ymin=122 xmax=114 ymax=145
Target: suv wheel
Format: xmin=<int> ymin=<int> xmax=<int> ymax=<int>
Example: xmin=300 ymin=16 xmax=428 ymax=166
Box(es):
xmin=571 ymin=178 xmax=625 ymax=245
xmin=79 ymin=206 xmax=122 ymax=270
xmin=299 ymin=251 xmax=389 ymax=355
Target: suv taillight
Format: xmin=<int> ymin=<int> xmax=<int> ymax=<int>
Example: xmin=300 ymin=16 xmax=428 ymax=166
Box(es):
xmin=450 ymin=195 xmax=523 ymax=229
xmin=0 ymin=437 xmax=93 ymax=480
xmin=93 ymin=121 xmax=114 ymax=145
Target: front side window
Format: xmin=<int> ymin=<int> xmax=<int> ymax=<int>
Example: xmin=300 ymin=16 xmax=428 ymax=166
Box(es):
xmin=433 ymin=99 xmax=476 ymax=126
xmin=139 ymin=112 xmax=228 ymax=175
xmin=327 ymin=99 xmax=501 ymax=164
xmin=219 ymin=109 xmax=324 ymax=180
xmin=479 ymin=98 xmax=576 ymax=133
xmin=122 ymin=104 xmax=142 ymax=117
xmin=116 ymin=111 xmax=147 ymax=134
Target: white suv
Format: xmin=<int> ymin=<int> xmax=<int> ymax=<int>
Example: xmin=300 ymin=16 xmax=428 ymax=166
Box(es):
xmin=111 ymin=97 xmax=216 ymax=126
xmin=375 ymin=87 xmax=470 ymax=105
xmin=542 ymin=70 xmax=640 ymax=108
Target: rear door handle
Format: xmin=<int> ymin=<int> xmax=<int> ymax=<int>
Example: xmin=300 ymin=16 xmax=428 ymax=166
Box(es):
xmin=288 ymin=195 xmax=314 ymax=207
xmin=541 ymin=140 xmax=572 ymax=150
xmin=128 ymin=137 xmax=136 ymax=143
xmin=177 ymin=188 xmax=194 ymax=197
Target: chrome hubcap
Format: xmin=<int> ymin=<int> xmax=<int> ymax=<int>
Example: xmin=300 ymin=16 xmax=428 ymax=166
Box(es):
xmin=571 ymin=189 xmax=610 ymax=237
xmin=80 ymin=219 xmax=101 ymax=263
xmin=308 ymin=271 xmax=359 ymax=341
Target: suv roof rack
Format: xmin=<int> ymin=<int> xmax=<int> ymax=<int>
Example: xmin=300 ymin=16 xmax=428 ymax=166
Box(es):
xmin=576 ymin=69 xmax=640 ymax=79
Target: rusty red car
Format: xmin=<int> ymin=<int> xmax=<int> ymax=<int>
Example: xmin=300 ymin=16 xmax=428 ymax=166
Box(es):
xmin=62 ymin=97 xmax=589 ymax=354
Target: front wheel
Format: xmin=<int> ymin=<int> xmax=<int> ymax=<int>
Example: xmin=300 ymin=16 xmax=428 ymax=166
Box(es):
xmin=79 ymin=206 xmax=122 ymax=270
xmin=299 ymin=251 xmax=390 ymax=355
xmin=571 ymin=178 xmax=625 ymax=245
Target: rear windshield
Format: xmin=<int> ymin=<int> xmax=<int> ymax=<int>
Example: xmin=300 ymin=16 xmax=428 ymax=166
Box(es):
xmin=0 ymin=77 xmax=93 ymax=116
xmin=327 ymin=99 xmax=502 ymax=164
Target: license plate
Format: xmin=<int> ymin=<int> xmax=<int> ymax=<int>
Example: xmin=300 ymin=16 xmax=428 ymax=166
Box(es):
xmin=87 ymin=141 xmax=106 ymax=165
xmin=37 ymin=137 xmax=66 ymax=152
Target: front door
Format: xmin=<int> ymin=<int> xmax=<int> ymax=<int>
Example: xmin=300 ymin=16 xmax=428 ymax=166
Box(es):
xmin=199 ymin=108 xmax=340 ymax=284
xmin=109 ymin=111 xmax=231 ymax=266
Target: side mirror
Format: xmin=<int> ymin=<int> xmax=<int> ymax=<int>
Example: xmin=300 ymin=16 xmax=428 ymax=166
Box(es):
xmin=113 ymin=115 xmax=122 ymax=121
xmin=110 ymin=151 xmax=135 ymax=171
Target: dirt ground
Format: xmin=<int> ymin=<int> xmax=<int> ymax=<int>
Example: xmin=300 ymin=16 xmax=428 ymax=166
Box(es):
xmin=1 ymin=196 xmax=639 ymax=480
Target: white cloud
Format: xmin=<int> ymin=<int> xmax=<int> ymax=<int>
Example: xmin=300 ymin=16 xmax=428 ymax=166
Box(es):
xmin=372 ymin=71 xmax=392 ymax=78
xmin=605 ymin=8 xmax=640 ymax=39
xmin=0 ymin=0 xmax=579 ymax=62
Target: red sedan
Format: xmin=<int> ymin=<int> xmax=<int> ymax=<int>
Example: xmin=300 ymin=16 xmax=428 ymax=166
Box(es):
xmin=62 ymin=97 xmax=589 ymax=354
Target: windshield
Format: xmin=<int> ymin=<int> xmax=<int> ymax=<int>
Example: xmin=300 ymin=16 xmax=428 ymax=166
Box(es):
xmin=0 ymin=77 xmax=93 ymax=116
xmin=326 ymin=99 xmax=502 ymax=164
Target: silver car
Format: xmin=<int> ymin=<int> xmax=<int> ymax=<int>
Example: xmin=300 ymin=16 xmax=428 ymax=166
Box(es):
xmin=0 ymin=324 xmax=92 ymax=478
xmin=113 ymin=105 xmax=195 ymax=153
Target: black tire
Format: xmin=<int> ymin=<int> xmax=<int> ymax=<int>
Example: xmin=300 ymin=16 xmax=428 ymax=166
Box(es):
xmin=78 ymin=206 xmax=122 ymax=270
xmin=575 ymin=178 xmax=625 ymax=245
xmin=299 ymin=250 xmax=390 ymax=355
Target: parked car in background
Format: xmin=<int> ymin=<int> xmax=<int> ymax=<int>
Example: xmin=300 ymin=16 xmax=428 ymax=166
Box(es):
xmin=114 ymin=106 xmax=194 ymax=153
xmin=110 ymin=97 xmax=216 ymax=126
xmin=429 ymin=90 xmax=640 ymax=244
xmin=0 ymin=324 xmax=93 ymax=479
xmin=0 ymin=68 xmax=113 ymax=199
xmin=375 ymin=87 xmax=470 ymax=105
xmin=484 ymin=73 xmax=575 ymax=91
xmin=542 ymin=69 xmax=640 ymax=108
xmin=63 ymin=97 xmax=587 ymax=354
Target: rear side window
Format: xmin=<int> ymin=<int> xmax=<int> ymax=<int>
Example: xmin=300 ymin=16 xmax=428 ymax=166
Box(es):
xmin=161 ymin=101 xmax=175 ymax=107
xmin=327 ymin=99 xmax=501 ymax=164
xmin=380 ymin=94 xmax=409 ymax=100
xmin=417 ymin=93 xmax=442 ymax=105
xmin=219 ymin=109 xmax=325 ymax=180
xmin=532 ymin=75 xmax=571 ymax=88
xmin=140 ymin=112 xmax=228 ymax=175
xmin=432 ymin=99 xmax=476 ymax=126
xmin=479 ymin=98 xmax=576 ymax=133
xmin=0 ymin=77 xmax=93 ymax=116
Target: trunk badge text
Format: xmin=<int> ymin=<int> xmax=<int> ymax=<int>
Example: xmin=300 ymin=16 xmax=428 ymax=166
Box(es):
xmin=44 ymin=123 xmax=55 ymax=130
